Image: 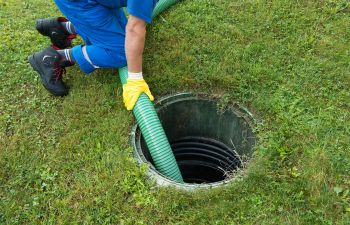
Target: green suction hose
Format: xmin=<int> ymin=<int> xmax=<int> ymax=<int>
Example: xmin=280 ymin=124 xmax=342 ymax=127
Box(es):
xmin=118 ymin=0 xmax=183 ymax=182
xmin=152 ymin=0 xmax=182 ymax=19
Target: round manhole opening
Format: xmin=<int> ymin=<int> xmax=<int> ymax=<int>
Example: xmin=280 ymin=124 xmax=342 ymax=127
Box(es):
xmin=131 ymin=93 xmax=257 ymax=190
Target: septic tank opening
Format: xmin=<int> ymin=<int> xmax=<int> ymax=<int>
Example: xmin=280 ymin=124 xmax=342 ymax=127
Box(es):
xmin=131 ymin=93 xmax=256 ymax=189
xmin=169 ymin=136 xmax=242 ymax=183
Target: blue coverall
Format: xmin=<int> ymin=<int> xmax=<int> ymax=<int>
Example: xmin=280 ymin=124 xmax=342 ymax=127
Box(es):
xmin=54 ymin=0 xmax=157 ymax=73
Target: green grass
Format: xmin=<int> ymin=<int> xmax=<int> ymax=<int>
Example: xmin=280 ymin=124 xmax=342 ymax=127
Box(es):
xmin=1 ymin=0 xmax=350 ymax=223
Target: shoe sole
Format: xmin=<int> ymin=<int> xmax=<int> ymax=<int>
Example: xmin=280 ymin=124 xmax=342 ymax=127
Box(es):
xmin=28 ymin=54 xmax=68 ymax=96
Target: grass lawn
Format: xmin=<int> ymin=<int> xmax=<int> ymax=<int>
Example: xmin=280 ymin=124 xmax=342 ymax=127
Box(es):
xmin=1 ymin=0 xmax=350 ymax=223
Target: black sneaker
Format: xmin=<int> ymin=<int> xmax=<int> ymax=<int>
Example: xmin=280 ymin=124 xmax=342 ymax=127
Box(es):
xmin=36 ymin=17 xmax=76 ymax=49
xmin=28 ymin=46 xmax=74 ymax=96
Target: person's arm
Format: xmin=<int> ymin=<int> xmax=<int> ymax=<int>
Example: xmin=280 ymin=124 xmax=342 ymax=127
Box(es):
xmin=122 ymin=15 xmax=154 ymax=111
xmin=125 ymin=15 xmax=147 ymax=73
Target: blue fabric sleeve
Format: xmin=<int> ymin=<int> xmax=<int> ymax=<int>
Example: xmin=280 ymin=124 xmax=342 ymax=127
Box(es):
xmin=126 ymin=0 xmax=158 ymax=23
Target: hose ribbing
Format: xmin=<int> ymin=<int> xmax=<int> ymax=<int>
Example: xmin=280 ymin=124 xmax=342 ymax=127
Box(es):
xmin=118 ymin=0 xmax=183 ymax=182
xmin=152 ymin=0 xmax=182 ymax=19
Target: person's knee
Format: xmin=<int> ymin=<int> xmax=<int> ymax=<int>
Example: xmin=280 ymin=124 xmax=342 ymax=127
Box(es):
xmin=72 ymin=45 xmax=127 ymax=73
xmin=105 ymin=49 xmax=127 ymax=68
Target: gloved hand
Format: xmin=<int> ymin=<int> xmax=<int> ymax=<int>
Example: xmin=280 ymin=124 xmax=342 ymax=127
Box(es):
xmin=123 ymin=79 xmax=154 ymax=110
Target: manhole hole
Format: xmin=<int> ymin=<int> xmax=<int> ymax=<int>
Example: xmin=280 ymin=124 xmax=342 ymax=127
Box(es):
xmin=170 ymin=136 xmax=241 ymax=183
xmin=130 ymin=93 xmax=256 ymax=190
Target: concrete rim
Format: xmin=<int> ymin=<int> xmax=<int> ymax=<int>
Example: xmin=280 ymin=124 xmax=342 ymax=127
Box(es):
xmin=130 ymin=93 xmax=256 ymax=190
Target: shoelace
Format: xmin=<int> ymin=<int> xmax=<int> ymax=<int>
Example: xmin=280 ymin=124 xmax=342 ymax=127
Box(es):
xmin=64 ymin=35 xmax=76 ymax=48
xmin=53 ymin=60 xmax=66 ymax=83
xmin=65 ymin=38 xmax=70 ymax=48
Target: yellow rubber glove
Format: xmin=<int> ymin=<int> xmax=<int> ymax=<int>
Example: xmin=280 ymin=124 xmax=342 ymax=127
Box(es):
xmin=123 ymin=79 xmax=154 ymax=111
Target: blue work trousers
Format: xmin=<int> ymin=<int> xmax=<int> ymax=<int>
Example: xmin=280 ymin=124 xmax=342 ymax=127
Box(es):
xmin=54 ymin=0 xmax=128 ymax=73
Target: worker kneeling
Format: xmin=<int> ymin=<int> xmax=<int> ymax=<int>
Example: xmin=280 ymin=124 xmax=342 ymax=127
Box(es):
xmin=28 ymin=0 xmax=156 ymax=110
